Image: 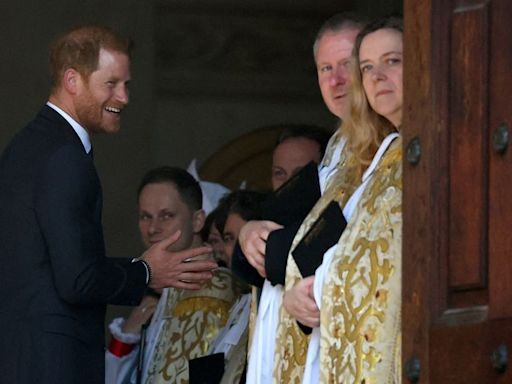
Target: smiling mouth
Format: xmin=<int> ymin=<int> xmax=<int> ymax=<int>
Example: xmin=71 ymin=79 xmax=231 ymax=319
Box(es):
xmin=334 ymin=94 xmax=346 ymax=100
xmin=105 ymin=106 xmax=122 ymax=114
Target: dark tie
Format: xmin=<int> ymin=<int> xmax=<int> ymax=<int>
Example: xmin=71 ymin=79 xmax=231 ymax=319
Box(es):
xmin=88 ymin=148 xmax=94 ymax=160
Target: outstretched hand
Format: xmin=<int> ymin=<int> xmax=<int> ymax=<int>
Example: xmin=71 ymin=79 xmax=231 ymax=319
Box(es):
xmin=238 ymin=220 xmax=283 ymax=278
xmin=142 ymin=231 xmax=217 ymax=290
xmin=283 ymin=276 xmax=319 ymax=328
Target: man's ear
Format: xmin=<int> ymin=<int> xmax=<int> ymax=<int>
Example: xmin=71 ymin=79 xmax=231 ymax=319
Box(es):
xmin=62 ymin=68 xmax=82 ymax=95
xmin=192 ymin=209 xmax=206 ymax=234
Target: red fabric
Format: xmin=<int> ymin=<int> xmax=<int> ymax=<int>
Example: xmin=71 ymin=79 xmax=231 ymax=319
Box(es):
xmin=108 ymin=337 xmax=136 ymax=357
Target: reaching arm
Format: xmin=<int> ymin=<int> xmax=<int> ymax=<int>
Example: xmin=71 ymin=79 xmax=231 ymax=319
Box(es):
xmin=142 ymin=231 xmax=217 ymax=290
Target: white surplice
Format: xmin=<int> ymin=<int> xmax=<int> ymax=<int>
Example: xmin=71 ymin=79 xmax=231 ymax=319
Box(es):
xmin=301 ymin=132 xmax=399 ymax=383
xmin=246 ymin=133 xmax=346 ymax=384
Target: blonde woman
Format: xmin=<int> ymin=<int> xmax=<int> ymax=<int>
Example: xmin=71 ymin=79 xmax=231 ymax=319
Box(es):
xmin=277 ymin=16 xmax=404 ymax=383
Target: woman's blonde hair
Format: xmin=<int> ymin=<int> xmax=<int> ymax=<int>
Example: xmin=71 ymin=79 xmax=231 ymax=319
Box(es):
xmin=342 ymin=16 xmax=403 ymax=176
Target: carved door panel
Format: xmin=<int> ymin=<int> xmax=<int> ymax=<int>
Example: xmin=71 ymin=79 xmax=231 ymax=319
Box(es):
xmin=403 ymin=0 xmax=512 ymax=382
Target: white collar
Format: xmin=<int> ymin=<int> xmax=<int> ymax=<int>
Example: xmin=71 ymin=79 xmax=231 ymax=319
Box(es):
xmin=46 ymin=102 xmax=92 ymax=154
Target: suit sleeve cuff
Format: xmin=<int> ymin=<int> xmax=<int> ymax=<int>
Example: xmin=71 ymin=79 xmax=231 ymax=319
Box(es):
xmin=131 ymin=257 xmax=150 ymax=285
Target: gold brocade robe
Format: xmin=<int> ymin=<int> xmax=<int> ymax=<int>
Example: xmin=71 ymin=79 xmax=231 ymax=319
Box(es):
xmin=247 ymin=285 xmax=259 ymax=361
xmin=321 ymin=129 xmax=343 ymax=176
xmin=273 ymin=142 xmax=360 ymax=384
xmin=319 ymin=139 xmax=402 ymax=384
xmin=144 ymin=268 xmax=242 ymax=384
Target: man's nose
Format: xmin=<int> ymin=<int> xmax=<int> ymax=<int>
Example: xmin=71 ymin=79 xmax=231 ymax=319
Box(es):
xmin=116 ymin=84 xmax=129 ymax=105
xmin=330 ymin=64 xmax=348 ymax=86
xmin=148 ymin=219 xmax=161 ymax=234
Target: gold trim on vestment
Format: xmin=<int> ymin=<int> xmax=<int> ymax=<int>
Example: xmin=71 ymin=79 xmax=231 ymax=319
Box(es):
xmin=273 ymin=146 xmax=360 ymax=384
xmin=319 ymin=141 xmax=402 ymax=384
xmin=144 ymin=268 xmax=241 ymax=384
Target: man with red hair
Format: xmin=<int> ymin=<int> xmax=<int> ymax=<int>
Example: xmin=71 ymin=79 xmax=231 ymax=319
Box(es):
xmin=0 ymin=25 xmax=216 ymax=384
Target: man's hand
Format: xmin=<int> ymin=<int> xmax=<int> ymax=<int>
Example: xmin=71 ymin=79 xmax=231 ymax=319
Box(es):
xmin=238 ymin=220 xmax=283 ymax=278
xmin=143 ymin=231 xmax=217 ymax=290
xmin=283 ymin=276 xmax=319 ymax=328
xmin=121 ymin=295 xmax=159 ymax=334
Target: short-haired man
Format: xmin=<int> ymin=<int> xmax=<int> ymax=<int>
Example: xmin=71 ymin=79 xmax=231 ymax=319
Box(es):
xmin=240 ymin=14 xmax=365 ymax=277
xmin=240 ymin=13 xmax=367 ymax=383
xmin=231 ymin=125 xmax=330 ymax=288
xmin=107 ymin=166 xmax=243 ymax=384
xmin=271 ymin=125 xmax=330 ymax=190
xmin=0 ymin=26 xmax=216 ymax=384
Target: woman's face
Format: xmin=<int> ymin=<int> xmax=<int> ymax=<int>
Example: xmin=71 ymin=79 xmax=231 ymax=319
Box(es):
xmin=207 ymin=222 xmax=225 ymax=254
xmin=222 ymin=213 xmax=247 ymax=268
xmin=207 ymin=222 xmax=229 ymax=266
xmin=359 ymin=28 xmax=403 ymax=127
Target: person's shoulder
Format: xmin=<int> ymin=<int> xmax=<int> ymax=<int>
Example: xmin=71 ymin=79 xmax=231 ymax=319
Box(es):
xmin=10 ymin=106 xmax=66 ymax=145
xmin=379 ymin=136 xmax=402 ymax=170
xmin=1 ymin=110 xmax=57 ymax=165
xmin=29 ymin=106 xmax=76 ymax=141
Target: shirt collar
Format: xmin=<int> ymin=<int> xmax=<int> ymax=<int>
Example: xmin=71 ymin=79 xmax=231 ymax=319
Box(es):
xmin=46 ymin=101 xmax=92 ymax=153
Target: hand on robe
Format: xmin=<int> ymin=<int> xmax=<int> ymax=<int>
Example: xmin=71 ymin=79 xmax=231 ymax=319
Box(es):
xmin=121 ymin=295 xmax=159 ymax=334
xmin=283 ymin=276 xmax=320 ymax=328
xmin=238 ymin=220 xmax=283 ymax=278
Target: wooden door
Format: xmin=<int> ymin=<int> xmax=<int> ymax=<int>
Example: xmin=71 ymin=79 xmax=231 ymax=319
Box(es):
xmin=403 ymin=0 xmax=512 ymax=382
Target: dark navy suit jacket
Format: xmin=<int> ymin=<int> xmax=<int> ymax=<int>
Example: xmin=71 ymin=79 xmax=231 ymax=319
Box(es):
xmin=0 ymin=106 xmax=147 ymax=383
